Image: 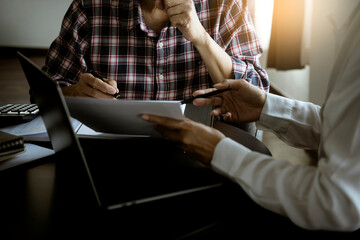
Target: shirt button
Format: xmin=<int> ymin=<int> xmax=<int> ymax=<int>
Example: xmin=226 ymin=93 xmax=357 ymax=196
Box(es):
xmin=159 ymin=42 xmax=163 ymax=48
xmin=159 ymin=74 xmax=164 ymax=80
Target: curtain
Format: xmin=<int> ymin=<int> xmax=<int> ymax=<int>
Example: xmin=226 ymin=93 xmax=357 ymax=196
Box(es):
xmin=267 ymin=0 xmax=306 ymax=70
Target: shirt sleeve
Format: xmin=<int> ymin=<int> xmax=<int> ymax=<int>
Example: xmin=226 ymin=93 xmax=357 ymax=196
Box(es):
xmin=256 ymin=93 xmax=322 ymax=150
xmin=217 ymin=0 xmax=269 ymax=91
xmin=211 ymin=75 xmax=360 ymax=230
xmin=211 ymin=130 xmax=360 ymax=231
xmin=42 ymin=0 xmax=91 ymax=87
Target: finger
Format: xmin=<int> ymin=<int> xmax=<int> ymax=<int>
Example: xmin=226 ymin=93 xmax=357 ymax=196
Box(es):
xmin=210 ymin=107 xmax=227 ymax=117
xmin=213 ymin=80 xmax=232 ymax=90
xmin=104 ymin=79 xmax=119 ymax=93
xmin=141 ymin=114 xmax=183 ymax=130
xmin=87 ymin=76 xmax=117 ymax=95
xmin=193 ymin=96 xmax=223 ymax=107
xmin=166 ymin=1 xmax=192 ymax=17
xmin=223 ymin=112 xmax=233 ymax=122
xmin=213 ymin=79 xmax=247 ymax=91
xmin=193 ymin=88 xmax=217 ymax=97
xmin=165 ymin=0 xmax=181 ymax=9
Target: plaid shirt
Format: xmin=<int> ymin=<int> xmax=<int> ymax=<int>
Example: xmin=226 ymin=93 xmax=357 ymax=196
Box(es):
xmin=43 ymin=0 xmax=269 ymax=100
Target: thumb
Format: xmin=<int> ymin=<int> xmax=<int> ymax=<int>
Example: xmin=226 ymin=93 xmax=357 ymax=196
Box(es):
xmin=214 ymin=79 xmax=247 ymax=90
xmin=105 ymin=79 xmax=119 ymax=93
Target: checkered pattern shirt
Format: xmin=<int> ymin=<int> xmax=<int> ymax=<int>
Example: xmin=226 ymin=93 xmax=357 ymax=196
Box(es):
xmin=43 ymin=0 xmax=269 ymax=100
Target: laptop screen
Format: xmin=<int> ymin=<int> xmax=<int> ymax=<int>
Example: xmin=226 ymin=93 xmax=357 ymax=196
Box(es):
xmin=17 ymin=52 xmax=102 ymax=207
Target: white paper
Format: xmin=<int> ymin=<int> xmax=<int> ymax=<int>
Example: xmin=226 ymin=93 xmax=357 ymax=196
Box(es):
xmin=65 ymin=97 xmax=185 ymax=137
xmin=0 ymin=116 xmax=82 ymax=141
xmin=0 ymin=116 xmax=47 ymax=135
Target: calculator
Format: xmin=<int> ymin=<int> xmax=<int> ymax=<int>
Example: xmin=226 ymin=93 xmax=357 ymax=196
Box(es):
xmin=0 ymin=103 xmax=40 ymax=127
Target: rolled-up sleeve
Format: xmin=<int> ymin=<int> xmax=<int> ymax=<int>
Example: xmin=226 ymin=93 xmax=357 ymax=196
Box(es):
xmin=257 ymin=93 xmax=322 ymax=150
xmin=216 ymin=0 xmax=270 ymax=91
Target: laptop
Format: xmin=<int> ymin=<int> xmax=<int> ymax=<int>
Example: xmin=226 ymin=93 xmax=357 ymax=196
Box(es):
xmin=17 ymin=52 xmax=225 ymax=211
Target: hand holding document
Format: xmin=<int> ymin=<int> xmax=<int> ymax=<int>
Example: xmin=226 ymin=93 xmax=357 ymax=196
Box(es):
xmin=65 ymin=97 xmax=185 ymax=137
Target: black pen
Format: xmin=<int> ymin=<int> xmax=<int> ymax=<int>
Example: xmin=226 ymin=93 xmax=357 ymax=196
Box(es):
xmin=89 ymin=70 xmax=121 ymax=99
xmin=181 ymin=89 xmax=230 ymax=104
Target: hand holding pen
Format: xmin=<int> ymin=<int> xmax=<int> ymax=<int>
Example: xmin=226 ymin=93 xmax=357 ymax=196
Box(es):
xmin=191 ymin=79 xmax=266 ymax=123
xmin=89 ymin=70 xmax=121 ymax=99
xmin=60 ymin=71 xmax=120 ymax=99
xmin=181 ymin=89 xmax=230 ymax=104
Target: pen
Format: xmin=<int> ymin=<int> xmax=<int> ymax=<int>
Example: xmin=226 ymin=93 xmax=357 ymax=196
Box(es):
xmin=89 ymin=70 xmax=121 ymax=99
xmin=181 ymin=89 xmax=231 ymax=104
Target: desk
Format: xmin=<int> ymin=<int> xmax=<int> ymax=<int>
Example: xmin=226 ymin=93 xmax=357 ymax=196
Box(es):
xmin=0 ymin=121 xmax=278 ymax=239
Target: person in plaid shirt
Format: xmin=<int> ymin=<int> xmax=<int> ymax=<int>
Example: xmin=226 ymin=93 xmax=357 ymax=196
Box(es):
xmin=43 ymin=0 xmax=269 ymax=101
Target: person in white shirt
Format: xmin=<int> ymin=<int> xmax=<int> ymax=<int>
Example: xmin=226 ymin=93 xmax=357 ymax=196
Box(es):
xmin=141 ymin=1 xmax=360 ymax=233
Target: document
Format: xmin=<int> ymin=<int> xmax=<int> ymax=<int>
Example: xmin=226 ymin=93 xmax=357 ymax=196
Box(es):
xmin=65 ymin=97 xmax=185 ymax=137
xmin=0 ymin=116 xmax=81 ymax=141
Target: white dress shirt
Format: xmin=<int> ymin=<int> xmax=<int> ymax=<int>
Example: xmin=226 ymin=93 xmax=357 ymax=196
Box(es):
xmin=211 ymin=2 xmax=360 ymax=231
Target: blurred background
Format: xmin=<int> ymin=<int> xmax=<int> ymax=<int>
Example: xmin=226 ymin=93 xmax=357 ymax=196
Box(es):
xmin=250 ymin=0 xmax=358 ymax=105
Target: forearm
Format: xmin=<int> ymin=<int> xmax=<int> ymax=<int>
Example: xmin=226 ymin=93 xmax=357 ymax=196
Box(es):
xmin=211 ymin=138 xmax=360 ymax=231
xmin=193 ymin=32 xmax=234 ymax=84
xmin=193 ymin=25 xmax=269 ymax=89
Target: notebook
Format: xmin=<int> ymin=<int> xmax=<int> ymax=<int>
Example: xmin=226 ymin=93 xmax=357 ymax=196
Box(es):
xmin=0 ymin=130 xmax=25 ymax=161
xmin=17 ymin=52 xmax=225 ymax=211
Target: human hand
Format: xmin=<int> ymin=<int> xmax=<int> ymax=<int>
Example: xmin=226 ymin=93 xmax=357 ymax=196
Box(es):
xmin=61 ymin=73 xmax=119 ymax=99
xmin=193 ymin=79 xmax=267 ymax=123
xmin=154 ymin=0 xmax=165 ymax=9
xmin=157 ymin=0 xmax=207 ymax=44
xmin=141 ymin=114 xmax=225 ymax=165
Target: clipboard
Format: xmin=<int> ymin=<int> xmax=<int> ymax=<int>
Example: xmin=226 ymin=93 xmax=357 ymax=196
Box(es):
xmin=65 ymin=97 xmax=185 ymax=137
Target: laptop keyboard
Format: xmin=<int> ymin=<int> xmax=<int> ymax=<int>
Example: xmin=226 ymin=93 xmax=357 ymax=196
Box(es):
xmin=0 ymin=103 xmax=39 ymax=126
